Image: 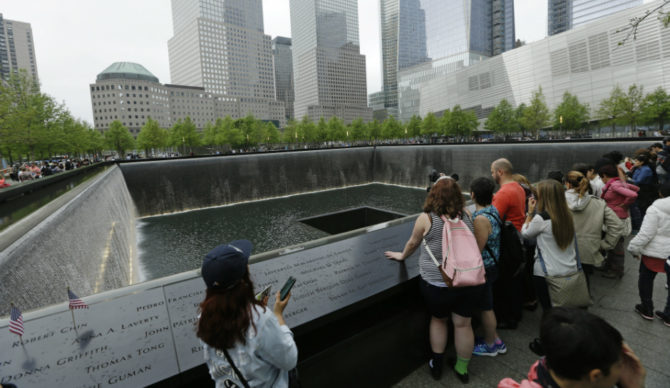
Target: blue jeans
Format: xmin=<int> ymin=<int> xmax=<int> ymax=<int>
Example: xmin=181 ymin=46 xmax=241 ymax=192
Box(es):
xmin=638 ymin=260 xmax=670 ymax=315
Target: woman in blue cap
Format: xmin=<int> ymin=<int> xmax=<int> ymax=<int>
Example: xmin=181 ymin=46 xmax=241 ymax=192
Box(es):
xmin=197 ymin=240 xmax=298 ymax=388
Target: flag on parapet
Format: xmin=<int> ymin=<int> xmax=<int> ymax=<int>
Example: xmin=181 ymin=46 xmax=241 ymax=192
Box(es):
xmin=9 ymin=303 xmax=24 ymax=336
xmin=68 ymin=288 xmax=89 ymax=309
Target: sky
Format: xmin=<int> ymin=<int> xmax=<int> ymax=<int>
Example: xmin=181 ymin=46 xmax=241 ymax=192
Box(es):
xmin=0 ymin=0 xmax=580 ymax=125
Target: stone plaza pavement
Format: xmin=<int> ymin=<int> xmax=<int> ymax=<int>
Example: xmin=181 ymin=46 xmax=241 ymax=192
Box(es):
xmin=394 ymin=249 xmax=670 ymax=388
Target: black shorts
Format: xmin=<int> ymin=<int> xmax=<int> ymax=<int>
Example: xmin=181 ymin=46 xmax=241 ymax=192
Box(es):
xmin=478 ymin=266 xmax=498 ymax=311
xmin=419 ymin=278 xmax=486 ymax=319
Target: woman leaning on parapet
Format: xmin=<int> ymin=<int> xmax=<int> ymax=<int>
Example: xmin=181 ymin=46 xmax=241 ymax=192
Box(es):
xmin=564 ymin=171 xmax=623 ymax=291
xmin=197 ymin=240 xmax=298 ymax=388
xmin=385 ymin=177 xmax=485 ymax=383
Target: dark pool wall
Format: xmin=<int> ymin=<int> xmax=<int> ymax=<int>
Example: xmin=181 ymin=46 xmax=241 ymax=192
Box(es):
xmin=122 ymin=141 xmax=648 ymax=216
xmin=372 ymin=142 xmax=647 ymax=189
xmin=120 ymin=148 xmax=375 ymax=216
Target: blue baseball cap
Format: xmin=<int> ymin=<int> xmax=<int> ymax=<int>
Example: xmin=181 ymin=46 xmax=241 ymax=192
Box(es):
xmin=201 ymin=240 xmax=253 ymax=289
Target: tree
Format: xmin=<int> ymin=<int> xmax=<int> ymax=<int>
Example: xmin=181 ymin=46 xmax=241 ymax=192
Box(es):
xmin=619 ymin=84 xmax=645 ymax=137
xmin=515 ymin=103 xmax=528 ymax=137
xmin=328 ymin=116 xmax=346 ymax=141
xmin=439 ymin=109 xmax=452 ymax=137
xmin=485 ymin=99 xmax=516 ymax=138
xmin=421 ymin=112 xmax=439 ymax=136
xmin=406 ymin=115 xmax=422 ymax=137
xmin=642 ymin=87 xmax=670 ymax=132
xmin=86 ymin=128 xmax=105 ymax=156
xmin=350 ymin=118 xmax=367 ymax=141
xmin=381 ymin=115 xmax=404 ymax=139
xmin=367 ymin=119 xmax=382 ymax=142
xmin=216 ymin=116 xmax=235 ymax=146
xmin=282 ymin=119 xmax=301 ymax=144
xmin=553 ymin=92 xmax=590 ymax=134
xmin=597 ymin=85 xmax=626 ymax=135
xmin=201 ymin=122 xmax=219 ymax=147
xmin=105 ymin=121 xmax=135 ymax=157
xmin=137 ymin=118 xmax=167 ymax=157
xmin=264 ymin=122 xmax=281 ymax=144
xmin=169 ymin=117 xmax=200 ymax=154
xmin=446 ymin=105 xmax=478 ymax=140
xmin=314 ymin=117 xmax=327 ymax=143
xmin=520 ymin=87 xmax=551 ymax=139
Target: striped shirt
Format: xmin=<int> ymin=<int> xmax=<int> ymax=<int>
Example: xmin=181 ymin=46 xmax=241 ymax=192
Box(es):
xmin=419 ymin=212 xmax=474 ymax=286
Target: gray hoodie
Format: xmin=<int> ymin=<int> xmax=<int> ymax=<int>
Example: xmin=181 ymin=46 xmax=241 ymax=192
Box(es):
xmin=566 ymin=190 xmax=623 ymax=266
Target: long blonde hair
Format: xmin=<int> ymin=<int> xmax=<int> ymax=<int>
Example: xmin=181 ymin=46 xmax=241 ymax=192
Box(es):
xmin=565 ymin=171 xmax=590 ymax=198
xmin=536 ymin=180 xmax=574 ymax=250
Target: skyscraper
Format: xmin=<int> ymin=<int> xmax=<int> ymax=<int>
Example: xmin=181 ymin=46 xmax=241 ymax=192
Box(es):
xmin=272 ymin=37 xmax=295 ymax=122
xmin=0 ymin=14 xmax=38 ymax=84
xmin=549 ymin=0 xmax=642 ymax=36
xmin=290 ymin=0 xmax=372 ymax=123
xmin=167 ymin=0 xmax=285 ymax=125
xmin=381 ymin=0 xmax=514 ymax=117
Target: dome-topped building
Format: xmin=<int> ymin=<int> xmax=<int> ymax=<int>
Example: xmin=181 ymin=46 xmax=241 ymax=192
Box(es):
xmin=90 ymin=61 xmax=286 ymax=137
xmin=96 ymin=62 xmax=159 ymax=83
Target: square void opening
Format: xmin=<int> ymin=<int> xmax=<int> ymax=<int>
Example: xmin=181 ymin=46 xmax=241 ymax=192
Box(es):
xmin=299 ymin=207 xmax=407 ymax=235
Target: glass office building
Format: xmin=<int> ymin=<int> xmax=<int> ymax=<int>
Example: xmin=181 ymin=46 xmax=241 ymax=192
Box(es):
xmin=382 ymin=0 xmax=514 ymax=117
xmin=402 ymin=1 xmax=667 ymax=132
xmin=549 ymin=0 xmax=642 ymax=36
xmin=272 ymin=37 xmax=295 ymax=121
xmin=290 ymin=0 xmax=371 ymax=123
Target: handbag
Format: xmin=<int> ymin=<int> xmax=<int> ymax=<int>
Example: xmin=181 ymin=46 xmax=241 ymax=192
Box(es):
xmin=222 ymin=349 xmax=301 ymax=388
xmin=423 ymin=215 xmax=486 ymax=287
xmin=536 ymin=234 xmax=590 ymax=308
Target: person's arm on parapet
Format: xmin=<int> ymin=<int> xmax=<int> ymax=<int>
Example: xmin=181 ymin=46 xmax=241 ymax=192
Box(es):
xmin=385 ymin=213 xmax=430 ymax=261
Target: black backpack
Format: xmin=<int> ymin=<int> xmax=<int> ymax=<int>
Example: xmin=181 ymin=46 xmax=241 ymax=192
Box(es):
xmin=486 ymin=213 xmax=526 ymax=278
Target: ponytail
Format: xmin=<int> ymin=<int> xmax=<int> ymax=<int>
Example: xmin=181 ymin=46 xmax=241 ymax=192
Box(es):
xmin=566 ymin=171 xmax=590 ymax=198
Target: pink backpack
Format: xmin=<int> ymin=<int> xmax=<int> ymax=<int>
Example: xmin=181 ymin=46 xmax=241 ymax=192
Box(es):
xmin=424 ymin=215 xmax=486 ymax=287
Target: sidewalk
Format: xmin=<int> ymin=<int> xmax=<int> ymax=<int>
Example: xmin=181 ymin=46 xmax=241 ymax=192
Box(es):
xmin=394 ymin=249 xmax=670 ymax=388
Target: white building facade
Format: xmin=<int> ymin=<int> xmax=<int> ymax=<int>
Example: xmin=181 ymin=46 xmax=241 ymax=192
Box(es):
xmin=167 ymin=0 xmax=285 ymax=126
xmin=0 ymin=14 xmax=38 ymax=83
xmin=289 ymin=0 xmax=372 ymax=124
xmin=399 ymin=1 xmax=670 ymax=128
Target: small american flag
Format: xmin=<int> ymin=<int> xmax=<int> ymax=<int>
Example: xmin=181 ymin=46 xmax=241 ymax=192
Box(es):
xmin=9 ymin=305 xmax=24 ymax=336
xmin=68 ymin=289 xmax=89 ymax=309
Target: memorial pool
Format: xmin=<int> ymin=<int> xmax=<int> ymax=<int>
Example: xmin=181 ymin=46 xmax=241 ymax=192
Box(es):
xmin=137 ymin=183 xmax=427 ymax=280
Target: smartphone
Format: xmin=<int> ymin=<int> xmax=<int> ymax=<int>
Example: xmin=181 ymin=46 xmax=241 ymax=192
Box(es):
xmin=255 ymin=285 xmax=272 ymax=301
xmin=279 ymin=276 xmax=296 ymax=301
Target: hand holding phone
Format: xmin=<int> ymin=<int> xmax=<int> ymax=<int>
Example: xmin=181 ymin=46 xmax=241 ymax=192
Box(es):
xmin=280 ymin=276 xmax=296 ymax=301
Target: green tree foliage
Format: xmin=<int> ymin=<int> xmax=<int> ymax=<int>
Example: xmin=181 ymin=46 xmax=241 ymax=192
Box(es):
xmin=201 ymin=122 xmax=219 ymax=147
xmin=328 ymin=116 xmax=346 ymax=141
xmin=313 ymin=117 xmax=327 ymax=143
xmin=553 ymin=92 xmax=590 ymax=133
xmin=381 ymin=115 xmax=404 ymax=139
xmin=619 ymin=84 xmax=644 ymax=136
xmin=439 ymin=110 xmax=451 ymax=136
xmin=520 ymin=86 xmax=550 ymax=139
xmin=282 ymin=120 xmax=300 ymax=144
xmin=515 ymin=103 xmax=528 ymax=137
xmin=105 ymin=121 xmax=135 ymax=157
xmin=421 ymin=112 xmax=439 ymax=136
xmin=216 ymin=116 xmax=235 ymax=146
xmin=264 ymin=122 xmax=281 ymax=144
xmin=137 ymin=118 xmax=167 ymax=157
xmin=642 ymin=87 xmax=670 ymax=132
xmin=406 ymin=115 xmax=422 ymax=137
xmin=445 ymin=105 xmax=478 ymax=139
xmin=350 ymin=118 xmax=367 ymax=140
xmin=169 ymin=117 xmax=200 ymax=153
xmin=485 ymin=99 xmax=516 ymax=137
xmin=597 ymin=85 xmax=626 ymax=135
xmin=368 ymin=119 xmax=382 ymax=141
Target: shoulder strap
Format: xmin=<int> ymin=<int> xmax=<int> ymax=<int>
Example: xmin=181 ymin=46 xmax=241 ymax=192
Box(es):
xmin=485 ymin=244 xmax=499 ymax=265
xmin=536 ymin=245 xmax=549 ymax=276
xmin=423 ymin=239 xmax=440 ymax=267
xmin=222 ymin=349 xmax=251 ymax=388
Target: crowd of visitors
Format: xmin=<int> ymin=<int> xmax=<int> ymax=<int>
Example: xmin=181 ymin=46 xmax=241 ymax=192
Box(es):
xmin=192 ymin=139 xmax=670 ymax=388
xmin=0 ymin=158 xmax=94 ymax=188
